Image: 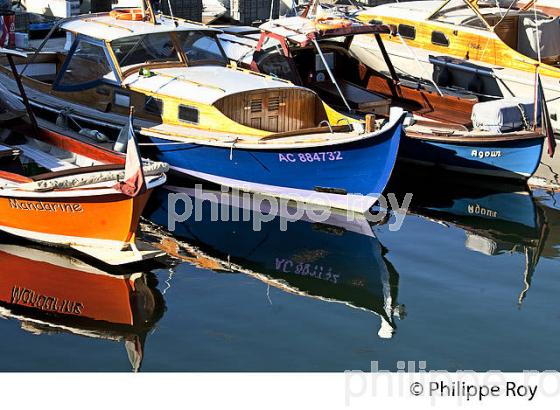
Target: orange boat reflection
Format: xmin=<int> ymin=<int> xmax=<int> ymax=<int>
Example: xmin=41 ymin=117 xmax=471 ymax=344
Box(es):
xmin=0 ymin=241 xmax=165 ymax=371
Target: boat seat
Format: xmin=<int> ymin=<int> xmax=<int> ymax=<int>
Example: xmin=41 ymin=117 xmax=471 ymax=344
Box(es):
xmin=16 ymin=143 xmax=78 ymax=172
xmin=313 ymin=79 xmax=391 ymax=115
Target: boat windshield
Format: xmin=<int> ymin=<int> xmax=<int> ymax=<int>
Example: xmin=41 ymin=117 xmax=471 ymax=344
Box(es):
xmin=430 ymin=0 xmax=490 ymax=29
xmin=110 ymin=30 xmax=228 ymax=70
xmin=175 ymin=31 xmax=228 ymax=66
xmin=111 ymin=32 xmax=181 ymax=68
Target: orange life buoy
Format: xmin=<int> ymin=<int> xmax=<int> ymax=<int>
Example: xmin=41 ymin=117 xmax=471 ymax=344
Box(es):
xmin=314 ymin=17 xmax=352 ymax=31
xmin=110 ymin=8 xmax=145 ymax=21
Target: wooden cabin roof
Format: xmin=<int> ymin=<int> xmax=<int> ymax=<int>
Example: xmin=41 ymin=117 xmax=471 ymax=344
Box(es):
xmin=61 ymin=13 xmax=220 ymax=42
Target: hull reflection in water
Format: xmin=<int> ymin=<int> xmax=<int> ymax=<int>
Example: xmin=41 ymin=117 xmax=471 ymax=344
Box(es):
xmin=0 ymin=241 xmax=165 ymax=371
xmin=391 ymin=169 xmax=549 ymax=305
xmin=146 ymin=186 xmax=405 ymax=339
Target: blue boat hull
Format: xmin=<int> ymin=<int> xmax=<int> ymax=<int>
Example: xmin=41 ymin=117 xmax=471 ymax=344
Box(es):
xmin=399 ymin=135 xmax=545 ymax=180
xmin=141 ymin=114 xmax=404 ymax=212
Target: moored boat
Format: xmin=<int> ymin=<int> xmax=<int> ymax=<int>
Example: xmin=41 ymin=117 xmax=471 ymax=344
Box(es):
xmin=219 ymin=11 xmax=547 ymax=180
xmin=0 ymin=8 xmax=405 ymax=213
xmin=0 ymin=48 xmax=168 ymax=265
xmin=349 ymin=0 xmax=560 ymax=134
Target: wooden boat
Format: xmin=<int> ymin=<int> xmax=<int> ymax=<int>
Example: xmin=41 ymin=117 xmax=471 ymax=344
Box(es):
xmin=349 ymin=0 xmax=560 ymax=134
xmin=145 ymin=185 xmax=404 ymax=339
xmin=219 ymin=14 xmax=547 ymax=180
xmin=0 ymin=8 xmax=405 ymax=213
xmin=0 ymin=241 xmax=165 ymax=371
xmin=0 ymin=48 xmax=168 ymax=265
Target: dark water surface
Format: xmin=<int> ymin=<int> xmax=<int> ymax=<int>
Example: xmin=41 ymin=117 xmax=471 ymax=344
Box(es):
xmin=0 ymin=170 xmax=559 ymax=372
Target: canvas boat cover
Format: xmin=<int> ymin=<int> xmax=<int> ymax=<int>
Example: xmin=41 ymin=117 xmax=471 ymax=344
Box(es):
xmin=471 ymin=97 xmax=541 ymax=133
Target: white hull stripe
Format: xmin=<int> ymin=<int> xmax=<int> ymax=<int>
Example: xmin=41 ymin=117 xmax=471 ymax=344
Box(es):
xmin=170 ymin=166 xmax=379 ymax=213
xmin=0 ymin=225 xmax=127 ymax=249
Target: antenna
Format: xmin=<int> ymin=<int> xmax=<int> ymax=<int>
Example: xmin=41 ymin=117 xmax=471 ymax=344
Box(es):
xmin=166 ymin=0 xmax=178 ymax=27
xmin=533 ymin=1 xmax=541 ymax=130
xmin=269 ymin=0 xmax=275 ymax=21
xmin=5 ymin=52 xmax=39 ymax=137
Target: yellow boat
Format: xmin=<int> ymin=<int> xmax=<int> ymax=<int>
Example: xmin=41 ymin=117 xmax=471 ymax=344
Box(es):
xmin=351 ymin=0 xmax=560 ymax=132
xmin=0 ymin=8 xmax=405 ymax=213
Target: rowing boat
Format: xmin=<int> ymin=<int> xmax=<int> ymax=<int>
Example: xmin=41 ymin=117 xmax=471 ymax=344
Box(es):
xmin=0 ymin=47 xmax=168 ymax=265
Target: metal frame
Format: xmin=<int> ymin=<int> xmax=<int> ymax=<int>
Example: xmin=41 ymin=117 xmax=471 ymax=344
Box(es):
xmin=53 ymin=35 xmax=121 ymax=92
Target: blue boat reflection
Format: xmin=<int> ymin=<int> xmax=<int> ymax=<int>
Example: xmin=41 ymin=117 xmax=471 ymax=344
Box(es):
xmin=390 ymin=170 xmax=549 ymax=305
xmin=145 ymin=185 xmax=405 ymax=339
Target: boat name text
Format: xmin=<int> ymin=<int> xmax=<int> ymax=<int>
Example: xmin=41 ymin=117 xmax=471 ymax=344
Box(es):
xmin=471 ymin=150 xmax=502 ymax=159
xmin=275 ymin=258 xmax=340 ymax=284
xmin=8 ymin=199 xmax=83 ymax=213
xmin=468 ymin=204 xmax=498 ymax=218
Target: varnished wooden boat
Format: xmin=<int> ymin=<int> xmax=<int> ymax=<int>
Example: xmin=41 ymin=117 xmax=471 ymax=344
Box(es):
xmin=0 ymin=241 xmax=165 ymax=371
xmin=219 ymin=15 xmax=546 ymax=180
xmin=349 ymin=0 xmax=560 ymax=134
xmin=0 ymin=48 xmax=168 ymax=265
xmin=0 ymin=8 xmax=405 ymax=213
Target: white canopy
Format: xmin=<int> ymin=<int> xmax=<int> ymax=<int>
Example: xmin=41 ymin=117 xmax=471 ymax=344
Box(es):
xmin=61 ymin=14 xmax=220 ymax=42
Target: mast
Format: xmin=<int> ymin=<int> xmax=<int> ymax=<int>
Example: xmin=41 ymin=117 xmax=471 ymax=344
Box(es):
xmin=311 ymin=38 xmax=352 ymax=112
xmin=4 ymin=50 xmax=39 ymax=136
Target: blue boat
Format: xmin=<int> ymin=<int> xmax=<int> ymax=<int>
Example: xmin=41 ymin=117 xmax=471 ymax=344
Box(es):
xmin=145 ymin=185 xmax=405 ymax=339
xmin=141 ymin=107 xmax=404 ymax=213
xmin=390 ymin=170 xmax=547 ymax=252
xmin=399 ymin=132 xmax=545 ymax=180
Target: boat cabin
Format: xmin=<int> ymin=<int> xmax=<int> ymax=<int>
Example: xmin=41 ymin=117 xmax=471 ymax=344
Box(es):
xmin=220 ymin=17 xmax=396 ymax=116
xmin=429 ymin=0 xmax=560 ymax=64
xmin=0 ymin=13 xmax=337 ymax=138
xmin=1 ymin=15 xmax=228 ymax=119
xmin=220 ymin=16 xmax=480 ymax=124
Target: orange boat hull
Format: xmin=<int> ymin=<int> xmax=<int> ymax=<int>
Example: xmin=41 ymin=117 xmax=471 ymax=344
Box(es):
xmin=0 ymin=190 xmax=152 ymax=249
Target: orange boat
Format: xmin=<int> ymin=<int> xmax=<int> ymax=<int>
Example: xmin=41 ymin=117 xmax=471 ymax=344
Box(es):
xmin=0 ymin=48 xmax=168 ymax=265
xmin=0 ymin=241 xmax=165 ymax=371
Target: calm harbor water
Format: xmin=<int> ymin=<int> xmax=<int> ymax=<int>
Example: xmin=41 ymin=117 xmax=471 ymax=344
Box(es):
xmin=0 ymin=169 xmax=559 ymax=372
